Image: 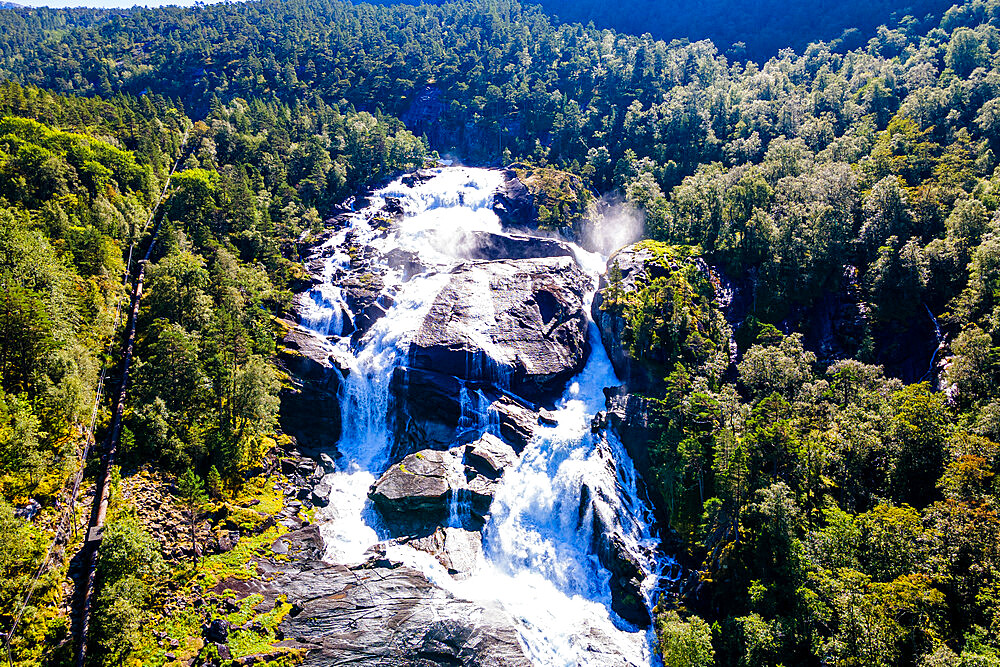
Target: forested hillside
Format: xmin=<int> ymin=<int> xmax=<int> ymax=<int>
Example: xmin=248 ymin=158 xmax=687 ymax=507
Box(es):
xmin=366 ymin=0 xmax=956 ymax=61
xmin=512 ymin=0 xmax=957 ymax=61
xmin=0 ymin=0 xmax=999 ymax=665
xmin=0 ymin=79 xmax=426 ymax=665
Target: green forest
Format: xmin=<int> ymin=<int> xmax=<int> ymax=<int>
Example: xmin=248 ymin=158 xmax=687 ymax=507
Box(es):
xmin=0 ymin=0 xmax=999 ymax=665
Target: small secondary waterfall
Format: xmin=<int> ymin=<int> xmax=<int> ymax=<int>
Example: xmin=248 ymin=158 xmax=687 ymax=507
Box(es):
xmin=300 ymin=167 xmax=665 ymax=665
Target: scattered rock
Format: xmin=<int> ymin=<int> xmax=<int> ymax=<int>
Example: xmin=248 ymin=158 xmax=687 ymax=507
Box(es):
xmin=383 ymin=196 xmax=405 ymax=218
xmin=203 ymin=619 xmax=230 ymax=644
xmin=311 ymin=483 xmax=331 ymax=507
xmin=14 ymin=499 xmax=41 ymax=520
xmin=463 ymin=434 xmax=517 ymax=479
xmin=254 ymin=516 xmax=277 ymax=535
xmin=217 ymin=531 xmax=238 ymax=553
xmin=318 ymin=453 xmax=336 ymax=473
xmin=402 ymin=526 xmax=484 ymax=577
xmin=385 ymin=247 xmax=428 ymax=280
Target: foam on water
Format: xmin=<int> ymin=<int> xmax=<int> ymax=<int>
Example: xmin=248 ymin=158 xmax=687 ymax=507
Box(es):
xmin=303 ymin=167 xmax=665 ymax=664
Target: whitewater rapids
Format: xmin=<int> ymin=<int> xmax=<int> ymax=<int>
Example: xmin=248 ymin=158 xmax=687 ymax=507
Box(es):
xmin=299 ymin=167 xmax=664 ymax=666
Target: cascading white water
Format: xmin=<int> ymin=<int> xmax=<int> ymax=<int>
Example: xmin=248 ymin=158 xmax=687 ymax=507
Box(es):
xmin=302 ymin=167 xmax=665 ymax=665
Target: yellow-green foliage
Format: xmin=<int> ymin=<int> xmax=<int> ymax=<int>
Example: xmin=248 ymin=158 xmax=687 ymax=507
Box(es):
xmin=0 ymin=116 xmax=151 ymax=200
xmin=132 ymin=476 xmax=302 ymax=667
xmin=602 ymin=242 xmax=725 ymax=375
xmin=514 ymin=165 xmax=593 ymax=230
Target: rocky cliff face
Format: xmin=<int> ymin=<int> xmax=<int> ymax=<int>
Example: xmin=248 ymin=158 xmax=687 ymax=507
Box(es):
xmin=492 ymin=164 xmax=594 ymax=235
xmin=276 ymin=325 xmax=347 ymax=453
xmin=590 ymin=241 xmax=731 ymax=544
xmin=592 ymin=241 xmax=730 ymax=395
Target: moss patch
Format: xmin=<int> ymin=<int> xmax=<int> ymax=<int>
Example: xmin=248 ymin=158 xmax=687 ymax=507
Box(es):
xmin=128 ymin=472 xmax=303 ymax=667
xmin=602 ymin=243 xmax=727 ymax=378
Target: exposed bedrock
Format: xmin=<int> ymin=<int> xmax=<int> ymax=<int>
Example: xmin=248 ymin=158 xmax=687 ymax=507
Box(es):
xmin=591 ymin=242 xmax=677 ymax=394
xmin=276 ymin=324 xmax=346 ymax=452
xmin=217 ymin=527 xmax=532 ymax=667
xmin=491 ymin=167 xmax=534 ymax=227
xmin=407 ymin=256 xmax=590 ymax=400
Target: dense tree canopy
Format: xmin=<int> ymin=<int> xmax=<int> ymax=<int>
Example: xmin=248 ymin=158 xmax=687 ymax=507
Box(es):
xmin=0 ymin=0 xmax=999 ymax=664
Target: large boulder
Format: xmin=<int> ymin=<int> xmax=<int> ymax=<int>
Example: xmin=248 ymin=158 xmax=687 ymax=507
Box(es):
xmin=369 ymin=449 xmax=462 ymax=519
xmin=277 ymin=325 xmax=347 ymax=451
xmin=371 ymin=434 xmax=521 ymax=528
xmin=408 ymin=256 xmax=590 ymax=401
xmin=463 ymin=433 xmax=517 ymax=479
xmin=492 ymin=395 xmax=537 ymax=453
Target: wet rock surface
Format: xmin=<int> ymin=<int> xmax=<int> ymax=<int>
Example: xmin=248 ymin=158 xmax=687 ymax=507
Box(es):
xmin=275 ymin=168 xmax=664 ymax=661
xmin=598 ymin=533 xmax=651 ymax=627
xmin=390 ymin=369 xmax=539 ymax=457
xmin=398 ymin=526 xmax=485 ymax=577
xmin=492 ymin=168 xmax=534 ymax=228
xmin=603 ymin=387 xmax=656 ymax=499
xmin=591 ymin=242 xmax=675 ymax=393
xmin=408 ymin=256 xmax=590 ymax=400
xmin=277 ymin=323 xmax=346 ymax=451
xmin=217 ymin=527 xmax=532 ymax=667
xmin=344 ymin=273 xmax=395 ymax=337
xmin=370 ymin=435 xmax=519 ymax=527
xmin=464 ymin=433 xmax=517 ymax=479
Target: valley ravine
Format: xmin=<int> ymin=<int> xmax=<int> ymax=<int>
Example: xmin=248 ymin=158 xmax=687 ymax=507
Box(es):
xmin=285 ymin=167 xmax=669 ymax=666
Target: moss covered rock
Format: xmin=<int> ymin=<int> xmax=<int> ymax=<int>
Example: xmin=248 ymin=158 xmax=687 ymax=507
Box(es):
xmin=492 ymin=163 xmax=594 ymax=233
xmin=592 ymin=241 xmax=729 ymax=394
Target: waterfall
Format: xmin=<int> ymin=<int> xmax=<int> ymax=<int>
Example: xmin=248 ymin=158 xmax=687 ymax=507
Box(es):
xmin=299 ymin=167 xmax=666 ymax=665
